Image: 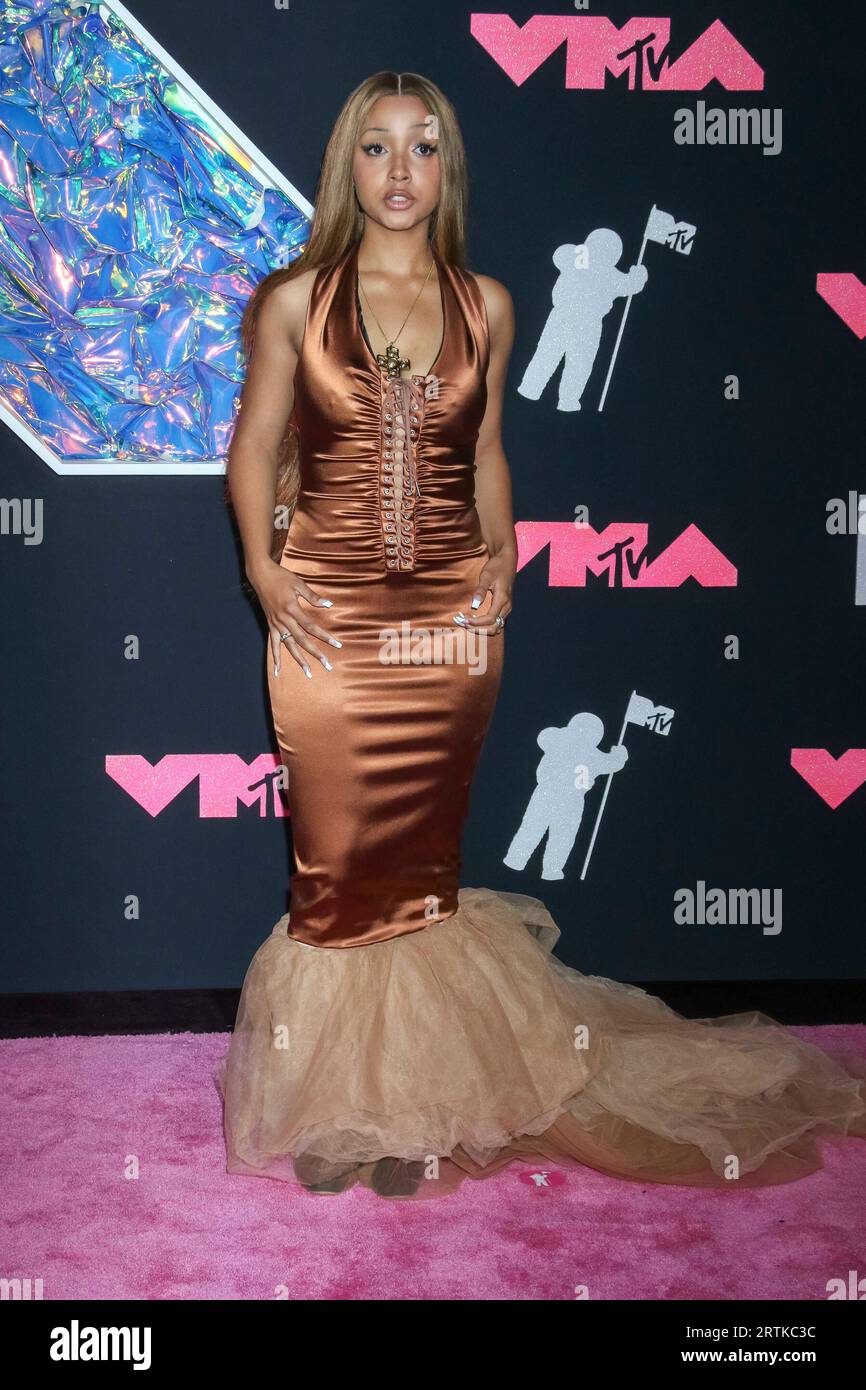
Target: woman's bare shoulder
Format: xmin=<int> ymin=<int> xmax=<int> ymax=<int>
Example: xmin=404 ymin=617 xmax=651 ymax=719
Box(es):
xmin=464 ymin=269 xmax=515 ymax=341
xmin=262 ymin=265 xmax=319 ymax=354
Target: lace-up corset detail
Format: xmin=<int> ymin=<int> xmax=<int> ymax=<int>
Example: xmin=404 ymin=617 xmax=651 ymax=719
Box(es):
xmin=380 ymin=376 xmax=425 ymax=571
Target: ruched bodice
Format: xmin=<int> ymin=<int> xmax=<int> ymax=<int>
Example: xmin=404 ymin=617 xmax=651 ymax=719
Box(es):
xmin=283 ymin=239 xmax=491 ymax=574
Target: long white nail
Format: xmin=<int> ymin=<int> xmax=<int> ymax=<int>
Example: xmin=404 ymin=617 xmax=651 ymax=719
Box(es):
xmin=303 ymin=664 xmax=312 ymax=678
xmin=470 ymin=597 xmax=481 ymax=609
xmin=321 ymin=657 xmax=332 ymax=671
xmin=319 ymin=599 xmax=333 ymax=607
xmin=329 ymin=638 xmax=342 ymax=648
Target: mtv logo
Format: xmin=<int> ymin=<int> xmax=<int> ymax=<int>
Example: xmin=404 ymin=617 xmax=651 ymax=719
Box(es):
xmin=106 ymin=754 xmax=289 ymax=817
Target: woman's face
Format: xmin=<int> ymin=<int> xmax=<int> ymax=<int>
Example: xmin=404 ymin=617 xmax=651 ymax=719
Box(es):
xmin=353 ymin=95 xmax=441 ymax=233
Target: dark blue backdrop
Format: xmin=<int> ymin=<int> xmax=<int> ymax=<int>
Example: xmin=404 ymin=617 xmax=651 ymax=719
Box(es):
xmin=3 ymin=0 xmax=864 ymax=991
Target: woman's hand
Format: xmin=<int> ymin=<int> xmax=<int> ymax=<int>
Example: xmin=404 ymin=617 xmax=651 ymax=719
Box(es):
xmin=453 ymin=550 xmax=515 ymax=635
xmin=249 ymin=560 xmax=341 ymax=677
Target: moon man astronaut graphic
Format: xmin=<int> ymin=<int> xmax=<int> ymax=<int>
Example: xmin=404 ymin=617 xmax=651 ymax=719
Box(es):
xmin=518 ymin=234 xmax=648 ymax=411
xmin=504 ymin=713 xmax=628 ymax=880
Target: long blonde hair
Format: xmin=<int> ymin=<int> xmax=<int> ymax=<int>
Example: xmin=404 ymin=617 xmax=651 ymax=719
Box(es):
xmin=227 ymin=71 xmax=470 ymax=561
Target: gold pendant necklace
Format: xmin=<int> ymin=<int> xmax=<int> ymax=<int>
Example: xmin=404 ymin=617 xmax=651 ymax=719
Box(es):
xmin=358 ymin=254 xmax=437 ymax=380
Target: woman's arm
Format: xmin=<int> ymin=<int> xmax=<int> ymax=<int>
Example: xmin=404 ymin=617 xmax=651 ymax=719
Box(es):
xmin=227 ymin=273 xmax=340 ymax=678
xmin=227 ymin=277 xmax=304 ymax=584
xmin=459 ymin=274 xmax=518 ymax=631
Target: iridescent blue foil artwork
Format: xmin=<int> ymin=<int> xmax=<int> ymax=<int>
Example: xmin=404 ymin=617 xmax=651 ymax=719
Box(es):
xmin=0 ymin=0 xmax=311 ymax=472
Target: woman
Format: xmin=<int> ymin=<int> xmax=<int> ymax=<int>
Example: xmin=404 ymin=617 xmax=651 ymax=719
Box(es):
xmin=216 ymin=72 xmax=866 ymax=1198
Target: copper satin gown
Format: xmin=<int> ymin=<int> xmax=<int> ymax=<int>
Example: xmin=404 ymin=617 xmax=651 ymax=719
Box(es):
xmin=217 ymin=240 xmax=866 ymax=1197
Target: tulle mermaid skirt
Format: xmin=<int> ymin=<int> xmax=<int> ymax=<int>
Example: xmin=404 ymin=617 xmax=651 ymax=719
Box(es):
xmin=215 ymin=886 xmax=866 ymax=1198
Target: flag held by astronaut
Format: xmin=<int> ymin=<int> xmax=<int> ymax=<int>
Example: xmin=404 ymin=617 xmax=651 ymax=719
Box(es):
xmin=644 ymin=206 xmax=697 ymax=255
xmin=625 ymin=691 xmax=675 ymax=736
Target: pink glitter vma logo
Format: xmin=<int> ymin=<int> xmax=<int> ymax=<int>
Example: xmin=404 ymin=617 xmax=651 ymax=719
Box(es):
xmin=471 ymin=15 xmax=763 ymax=91
xmin=516 ymin=522 xmax=737 ymax=586
xmin=106 ymin=755 xmax=287 ymax=817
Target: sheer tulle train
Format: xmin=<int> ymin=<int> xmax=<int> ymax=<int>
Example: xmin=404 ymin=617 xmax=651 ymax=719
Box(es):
xmin=215 ymin=887 xmax=866 ymax=1198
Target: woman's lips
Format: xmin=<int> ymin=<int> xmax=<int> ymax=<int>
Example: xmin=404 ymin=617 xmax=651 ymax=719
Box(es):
xmin=384 ymin=192 xmax=415 ymax=207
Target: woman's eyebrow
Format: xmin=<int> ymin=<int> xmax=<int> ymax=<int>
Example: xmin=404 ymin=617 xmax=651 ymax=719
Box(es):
xmin=360 ymin=122 xmax=432 ymax=135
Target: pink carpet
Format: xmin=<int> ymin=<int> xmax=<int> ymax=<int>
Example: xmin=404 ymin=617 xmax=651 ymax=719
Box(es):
xmin=2 ymin=1027 xmax=864 ymax=1300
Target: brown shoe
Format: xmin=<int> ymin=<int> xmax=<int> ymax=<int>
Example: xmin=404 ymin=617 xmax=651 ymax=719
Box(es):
xmin=293 ymin=1153 xmax=360 ymax=1194
xmin=370 ymin=1157 xmax=425 ymax=1198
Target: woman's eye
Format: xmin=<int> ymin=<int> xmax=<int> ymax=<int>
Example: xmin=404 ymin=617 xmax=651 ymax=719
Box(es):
xmin=360 ymin=142 xmax=439 ymax=157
